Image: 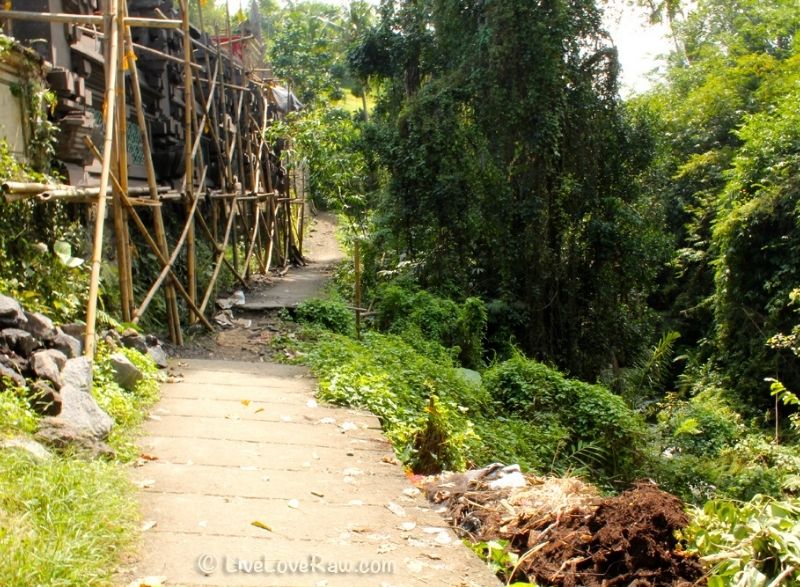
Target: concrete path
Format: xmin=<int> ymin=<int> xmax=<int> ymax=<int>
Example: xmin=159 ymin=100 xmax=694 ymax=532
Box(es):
xmin=121 ymin=360 xmax=500 ymax=586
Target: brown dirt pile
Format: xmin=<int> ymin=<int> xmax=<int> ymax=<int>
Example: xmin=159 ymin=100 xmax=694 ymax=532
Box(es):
xmin=425 ymin=473 xmax=706 ymax=586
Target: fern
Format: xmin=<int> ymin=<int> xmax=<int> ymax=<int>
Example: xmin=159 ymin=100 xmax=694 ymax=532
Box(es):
xmin=626 ymin=331 xmax=681 ymax=406
xmin=553 ymin=439 xmax=609 ymax=478
xmin=96 ymin=308 xmax=121 ymax=330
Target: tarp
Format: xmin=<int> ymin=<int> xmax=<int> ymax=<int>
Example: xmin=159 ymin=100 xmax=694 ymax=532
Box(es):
xmin=269 ymin=85 xmax=304 ymax=114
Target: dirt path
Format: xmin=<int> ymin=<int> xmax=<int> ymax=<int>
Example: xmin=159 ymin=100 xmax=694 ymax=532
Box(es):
xmin=120 ymin=215 xmax=500 ymax=586
xmin=239 ymin=211 xmax=346 ymax=311
xmin=169 ymin=212 xmax=343 ymax=363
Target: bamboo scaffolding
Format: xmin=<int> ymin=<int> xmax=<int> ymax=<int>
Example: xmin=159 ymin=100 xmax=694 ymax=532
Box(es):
xmin=154 ymin=7 xmax=245 ymax=68
xmin=1 ymin=0 xmax=307 ymax=353
xmin=195 ymin=0 xmax=227 ymax=263
xmin=85 ymin=0 xmax=121 ymax=357
xmin=188 ymin=93 xmax=246 ymax=309
xmin=122 ymin=0 xmax=181 ymax=345
xmin=198 ymin=187 xmax=240 ymax=315
xmin=84 ymin=137 xmax=213 ymax=332
xmin=113 ymin=39 xmax=133 ymax=323
xmin=186 ymin=57 xmax=249 ymax=291
xmin=75 ymin=26 xmax=204 ymax=70
xmin=134 ymin=179 xmax=203 ymax=323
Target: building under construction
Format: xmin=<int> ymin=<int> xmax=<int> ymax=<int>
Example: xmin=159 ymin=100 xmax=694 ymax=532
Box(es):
xmin=0 ymin=1 xmax=307 ymax=353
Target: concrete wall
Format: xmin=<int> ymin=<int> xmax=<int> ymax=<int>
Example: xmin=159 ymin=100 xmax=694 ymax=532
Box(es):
xmin=0 ymin=55 xmax=27 ymax=161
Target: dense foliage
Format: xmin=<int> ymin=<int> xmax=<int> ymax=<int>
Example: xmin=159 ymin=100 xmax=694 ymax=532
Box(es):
xmin=275 ymin=0 xmax=800 ymax=581
xmin=266 ymin=0 xmax=374 ymax=105
xmin=351 ymin=0 xmax=670 ymax=379
xmin=638 ymin=0 xmax=800 ymax=410
xmin=293 ymin=290 xmax=644 ymax=483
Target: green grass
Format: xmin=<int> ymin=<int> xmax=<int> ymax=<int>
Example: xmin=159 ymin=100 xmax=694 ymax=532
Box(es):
xmin=93 ymin=343 xmax=162 ymax=460
xmin=330 ymin=91 xmax=374 ymax=114
xmin=0 ymin=450 xmax=138 ymax=585
xmin=0 ymin=342 xmax=162 ymax=585
xmin=0 ymin=383 xmax=38 ymax=435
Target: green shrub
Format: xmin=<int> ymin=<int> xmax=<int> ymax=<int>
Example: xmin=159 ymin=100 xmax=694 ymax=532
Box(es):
xmin=682 ymin=495 xmax=800 ymax=585
xmin=295 ymin=297 xmax=355 ymax=335
xmin=391 ymin=322 xmax=458 ymax=366
xmin=658 ymin=391 xmax=744 ymax=457
xmin=654 ymin=433 xmax=800 ymax=503
xmin=713 ymin=436 xmax=800 ymax=500
xmin=305 ymin=331 xmax=487 ymax=471
xmin=373 ymin=284 xmax=488 ymax=368
xmin=471 ymin=414 xmax=569 ymax=472
xmin=482 ymin=354 xmax=645 ymax=478
xmin=457 ymin=297 xmax=488 ymax=369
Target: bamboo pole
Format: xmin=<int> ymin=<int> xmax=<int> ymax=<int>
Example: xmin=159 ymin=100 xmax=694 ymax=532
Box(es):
xmin=298 ymin=163 xmax=306 ymax=256
xmin=226 ymin=6 xmax=247 ymax=277
xmin=0 ymin=10 xmax=181 ymax=28
xmin=180 ymin=0 xmax=197 ymax=324
xmin=242 ymin=85 xmax=255 ymax=278
xmin=1 ymin=181 xmax=55 ymax=193
xmin=264 ymin=194 xmax=277 ymax=271
xmin=256 ymin=210 xmax=267 ymax=273
xmin=3 ymin=186 xmax=170 ymax=202
xmin=85 ymin=0 xmax=120 ymax=357
xmin=242 ymin=205 xmax=261 ymax=274
xmin=355 ymin=239 xmax=362 ymax=340
xmin=113 ymin=40 xmax=133 ymax=322
xmin=122 ymin=0 xmax=182 ymax=345
xmin=215 ymin=23 xmax=233 ymax=190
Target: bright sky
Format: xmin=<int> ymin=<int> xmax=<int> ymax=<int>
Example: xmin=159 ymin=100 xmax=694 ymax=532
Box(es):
xmin=603 ymin=1 xmax=673 ymax=95
xmin=226 ymin=0 xmax=672 ymax=95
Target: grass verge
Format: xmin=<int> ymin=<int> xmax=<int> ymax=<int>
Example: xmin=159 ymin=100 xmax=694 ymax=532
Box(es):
xmin=0 ymin=450 xmax=138 ymax=585
xmin=0 ymin=341 xmax=162 ymax=585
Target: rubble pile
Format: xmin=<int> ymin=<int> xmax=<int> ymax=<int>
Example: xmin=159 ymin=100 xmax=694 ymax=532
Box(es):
xmin=0 ymin=293 xmax=166 ymax=457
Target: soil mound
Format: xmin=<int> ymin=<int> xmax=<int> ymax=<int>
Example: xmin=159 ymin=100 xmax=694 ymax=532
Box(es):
xmin=424 ymin=470 xmax=706 ymax=586
xmin=528 ymin=481 xmax=705 ymax=586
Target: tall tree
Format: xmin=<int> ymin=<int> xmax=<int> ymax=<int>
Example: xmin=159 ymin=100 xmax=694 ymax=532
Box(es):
xmin=358 ymin=0 xmax=669 ymax=378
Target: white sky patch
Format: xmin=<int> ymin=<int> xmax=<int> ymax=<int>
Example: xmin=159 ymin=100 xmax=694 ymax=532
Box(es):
xmin=225 ymin=0 xmax=246 ymax=13
xmin=602 ymin=1 xmax=673 ymax=95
